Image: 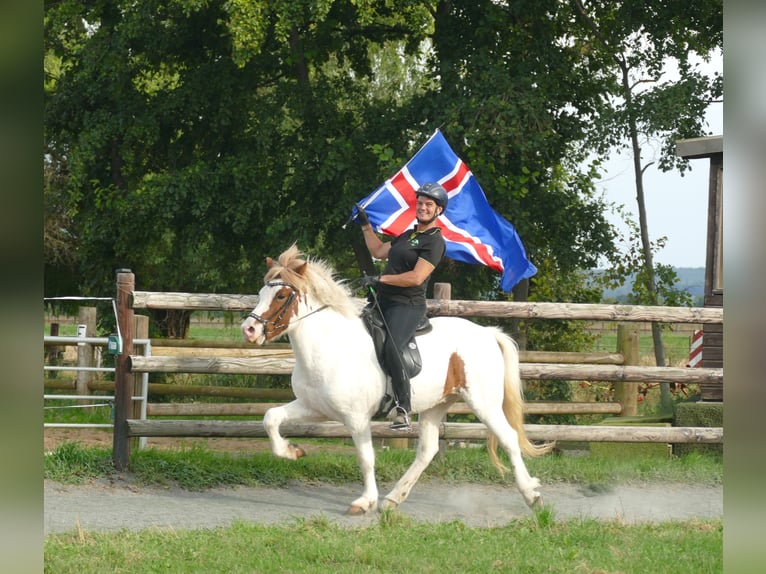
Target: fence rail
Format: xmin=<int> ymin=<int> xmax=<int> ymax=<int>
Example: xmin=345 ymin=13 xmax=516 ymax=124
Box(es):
xmin=129 ymin=290 xmax=724 ymax=324
xmin=47 ymin=272 xmax=724 ymax=469
xmin=43 ymin=335 xmax=151 ymax=442
xmin=126 ymin=420 xmax=723 ymax=444
xmin=127 ymin=355 xmax=722 ymax=384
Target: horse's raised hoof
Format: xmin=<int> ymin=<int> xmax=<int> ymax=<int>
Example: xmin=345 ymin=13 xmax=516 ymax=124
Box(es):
xmin=288 ymin=444 xmax=306 ymax=459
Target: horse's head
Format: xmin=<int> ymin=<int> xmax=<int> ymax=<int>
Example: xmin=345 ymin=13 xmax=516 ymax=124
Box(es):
xmin=241 ymin=244 xmax=363 ymax=345
xmin=241 ymin=252 xmax=309 ymax=345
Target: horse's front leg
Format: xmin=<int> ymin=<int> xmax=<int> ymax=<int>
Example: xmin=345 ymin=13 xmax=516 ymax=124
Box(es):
xmin=347 ymin=425 xmax=378 ymax=516
xmin=262 ymin=400 xmax=323 ymax=460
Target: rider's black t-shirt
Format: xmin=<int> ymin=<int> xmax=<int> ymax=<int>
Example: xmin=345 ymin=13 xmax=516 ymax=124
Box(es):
xmin=376 ymin=226 xmax=446 ymax=305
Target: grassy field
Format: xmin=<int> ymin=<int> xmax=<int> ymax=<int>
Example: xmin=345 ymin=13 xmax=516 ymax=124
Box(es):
xmin=588 ymin=330 xmax=695 ymax=367
xmin=44 ymin=442 xmax=722 ymax=573
xmin=45 ymin=440 xmax=723 ymax=489
xmin=45 ymin=515 xmax=722 ymax=574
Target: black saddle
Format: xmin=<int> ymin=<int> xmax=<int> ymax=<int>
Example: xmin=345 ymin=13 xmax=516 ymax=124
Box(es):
xmin=361 ymin=304 xmax=432 ymax=380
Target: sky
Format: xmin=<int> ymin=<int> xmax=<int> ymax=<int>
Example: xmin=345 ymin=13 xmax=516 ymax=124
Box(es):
xmin=593 ymin=55 xmax=723 ymax=269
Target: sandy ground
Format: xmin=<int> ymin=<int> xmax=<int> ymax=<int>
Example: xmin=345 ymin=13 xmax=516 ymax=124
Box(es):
xmin=44 ymin=478 xmax=723 ymax=536
xmin=44 ymin=428 xmax=722 ymax=536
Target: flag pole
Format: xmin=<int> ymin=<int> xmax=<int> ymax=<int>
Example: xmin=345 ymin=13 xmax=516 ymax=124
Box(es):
xmin=342 ymin=129 xmax=442 ymax=230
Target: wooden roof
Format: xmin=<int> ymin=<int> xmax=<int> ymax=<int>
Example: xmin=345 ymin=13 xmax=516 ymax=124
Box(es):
xmin=675 ymin=135 xmax=723 ymax=159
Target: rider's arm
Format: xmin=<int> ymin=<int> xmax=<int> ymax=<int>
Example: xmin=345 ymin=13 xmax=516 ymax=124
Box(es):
xmin=379 ymin=258 xmax=435 ymax=287
xmin=361 ymin=225 xmax=391 ymax=260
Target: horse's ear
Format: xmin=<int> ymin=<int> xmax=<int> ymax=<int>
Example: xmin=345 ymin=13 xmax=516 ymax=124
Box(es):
xmin=296 ymin=262 xmax=308 ymax=276
xmin=266 ymin=257 xmax=275 ymax=269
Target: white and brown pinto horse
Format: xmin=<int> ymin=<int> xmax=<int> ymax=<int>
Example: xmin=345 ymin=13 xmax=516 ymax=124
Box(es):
xmin=241 ymin=244 xmax=552 ymax=515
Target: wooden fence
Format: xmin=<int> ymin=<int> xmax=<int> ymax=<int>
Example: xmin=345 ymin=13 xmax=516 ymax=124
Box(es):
xmin=110 ymin=270 xmax=723 ymax=469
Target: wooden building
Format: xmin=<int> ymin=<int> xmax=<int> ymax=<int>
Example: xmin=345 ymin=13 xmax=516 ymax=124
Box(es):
xmin=676 ymin=135 xmax=723 ymax=401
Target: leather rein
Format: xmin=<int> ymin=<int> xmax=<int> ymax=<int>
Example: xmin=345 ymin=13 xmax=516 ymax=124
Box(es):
xmin=246 ymin=280 xmax=328 ymax=336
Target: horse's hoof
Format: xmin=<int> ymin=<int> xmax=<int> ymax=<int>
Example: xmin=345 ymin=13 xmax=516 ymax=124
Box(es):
xmin=346 ymin=505 xmax=367 ymax=516
xmin=528 ymin=492 xmax=543 ymax=510
xmin=347 ymin=499 xmax=376 ymax=516
xmin=288 ymin=444 xmax=306 ymax=459
xmin=379 ymin=498 xmax=398 ymax=512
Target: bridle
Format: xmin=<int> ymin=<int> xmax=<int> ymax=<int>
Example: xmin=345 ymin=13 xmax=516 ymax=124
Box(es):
xmin=246 ymin=280 xmax=328 ymax=338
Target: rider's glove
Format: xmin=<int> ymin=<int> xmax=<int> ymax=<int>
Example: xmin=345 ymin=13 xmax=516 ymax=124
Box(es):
xmin=354 ymin=203 xmax=370 ymax=227
xmin=359 ymin=275 xmax=380 ymax=288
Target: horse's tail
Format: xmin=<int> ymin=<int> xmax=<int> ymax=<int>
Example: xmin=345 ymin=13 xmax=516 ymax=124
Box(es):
xmin=487 ymin=329 xmax=554 ymax=475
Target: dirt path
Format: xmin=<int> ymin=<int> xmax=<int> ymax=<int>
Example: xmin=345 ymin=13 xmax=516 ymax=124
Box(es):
xmin=44 ymin=477 xmax=722 ymax=536
xmin=43 ymin=429 xmax=722 ymax=535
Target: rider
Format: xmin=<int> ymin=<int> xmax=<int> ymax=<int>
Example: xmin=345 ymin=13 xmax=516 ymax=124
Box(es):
xmin=354 ymin=182 xmax=448 ymax=430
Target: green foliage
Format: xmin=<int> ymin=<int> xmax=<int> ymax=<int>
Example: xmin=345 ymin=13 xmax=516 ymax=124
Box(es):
xmin=597 ymin=207 xmax=692 ymax=307
xmin=130 ymin=444 xmax=293 ymax=489
xmin=569 ymin=0 xmax=720 ymax=334
xmin=44 ymin=0 xmax=617 ymax=310
xmin=43 ymin=0 xmax=719 ymax=349
xmin=44 ymin=400 xmax=113 ymax=426
xmin=422 ymin=2 xmax=618 ymax=293
xmin=572 ymin=0 xmax=722 ymax=172
xmin=673 ymin=402 xmax=723 ymax=456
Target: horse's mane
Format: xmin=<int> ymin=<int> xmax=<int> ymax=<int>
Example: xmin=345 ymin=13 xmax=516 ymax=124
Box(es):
xmin=264 ymin=244 xmax=363 ymax=318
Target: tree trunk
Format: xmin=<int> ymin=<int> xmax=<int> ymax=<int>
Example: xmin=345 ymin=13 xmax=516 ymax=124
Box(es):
xmin=151 ymin=309 xmax=192 ymax=338
xmin=510 ymin=278 xmax=529 ymax=351
xmin=620 ymin=62 xmax=672 ymax=412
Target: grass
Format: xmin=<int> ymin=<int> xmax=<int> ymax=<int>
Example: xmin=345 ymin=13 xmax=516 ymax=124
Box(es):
xmin=44 ymin=441 xmax=723 ymax=490
xmin=44 ymin=515 xmax=722 ymax=574
xmin=188 ymin=320 xmax=245 ymax=341
xmin=45 ymin=442 xmax=115 ymax=483
xmin=44 ymin=438 xmax=722 ymax=573
xmin=44 ymin=401 xmax=113 ymax=425
xmin=589 ymin=330 xmax=694 ymax=367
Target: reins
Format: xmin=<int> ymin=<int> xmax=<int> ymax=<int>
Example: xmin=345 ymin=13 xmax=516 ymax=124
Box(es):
xmin=247 ymin=280 xmax=328 ymax=336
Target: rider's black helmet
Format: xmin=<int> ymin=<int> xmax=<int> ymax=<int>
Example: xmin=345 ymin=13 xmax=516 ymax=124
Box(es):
xmin=415 ymin=182 xmax=448 ymax=210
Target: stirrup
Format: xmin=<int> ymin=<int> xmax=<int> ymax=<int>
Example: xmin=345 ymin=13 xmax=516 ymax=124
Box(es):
xmin=388 ymin=406 xmax=411 ymax=431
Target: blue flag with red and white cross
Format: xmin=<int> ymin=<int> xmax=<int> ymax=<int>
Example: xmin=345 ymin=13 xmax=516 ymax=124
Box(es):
xmin=352 ymin=130 xmax=536 ymax=292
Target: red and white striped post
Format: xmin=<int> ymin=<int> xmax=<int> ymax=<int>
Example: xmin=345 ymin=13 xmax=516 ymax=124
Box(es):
xmin=687 ymin=329 xmax=703 ymax=368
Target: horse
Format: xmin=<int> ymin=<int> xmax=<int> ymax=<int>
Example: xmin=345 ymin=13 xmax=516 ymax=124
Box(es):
xmin=241 ymin=244 xmax=553 ymax=515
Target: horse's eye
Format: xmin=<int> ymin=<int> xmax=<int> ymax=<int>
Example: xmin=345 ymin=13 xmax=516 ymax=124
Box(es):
xmin=276 ymin=293 xmax=287 ymax=301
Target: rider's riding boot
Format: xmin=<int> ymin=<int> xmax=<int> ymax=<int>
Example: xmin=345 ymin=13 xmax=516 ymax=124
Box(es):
xmin=388 ymin=404 xmax=411 ymax=431
xmin=388 ymin=366 xmax=412 ymax=431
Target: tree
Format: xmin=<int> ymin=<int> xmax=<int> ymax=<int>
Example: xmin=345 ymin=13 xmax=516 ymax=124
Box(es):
xmin=570 ymin=0 xmax=722 ymax=411
xmin=44 ymin=0 xmax=429 ymax=334
xmin=45 ymin=1 xmax=622 ymax=343
xmin=412 ymin=0 xmax=617 ymax=348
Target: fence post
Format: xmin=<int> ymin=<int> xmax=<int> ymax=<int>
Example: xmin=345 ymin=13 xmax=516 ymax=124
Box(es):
xmin=76 ymin=306 xmax=97 ymax=399
xmin=113 ymin=269 xmax=135 ymax=470
xmin=615 ymin=324 xmax=640 ymax=416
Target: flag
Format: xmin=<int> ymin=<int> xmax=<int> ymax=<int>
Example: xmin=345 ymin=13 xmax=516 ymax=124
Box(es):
xmin=352 ymin=129 xmax=536 ymax=291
